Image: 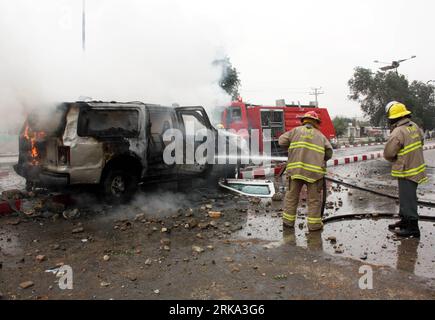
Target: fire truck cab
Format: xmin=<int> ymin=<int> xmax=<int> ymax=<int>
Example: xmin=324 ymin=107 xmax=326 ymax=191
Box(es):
xmin=221 ymin=99 xmax=336 ymax=155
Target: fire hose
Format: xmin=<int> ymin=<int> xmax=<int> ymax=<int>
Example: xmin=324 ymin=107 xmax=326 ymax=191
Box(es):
xmin=322 ymin=212 xmax=435 ymax=224
xmin=321 ymin=176 xmax=435 ymax=223
xmin=278 ymin=165 xmax=435 ymax=223
xmin=325 ymin=176 xmax=435 ymax=208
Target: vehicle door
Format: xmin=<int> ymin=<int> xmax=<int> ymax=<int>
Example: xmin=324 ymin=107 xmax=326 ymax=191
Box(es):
xmin=175 ymin=106 xmax=215 ymax=174
xmin=146 ymin=106 xmax=177 ymax=170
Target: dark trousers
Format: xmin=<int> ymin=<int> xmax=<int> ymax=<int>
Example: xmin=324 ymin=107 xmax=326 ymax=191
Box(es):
xmin=398 ymin=178 xmax=419 ymax=221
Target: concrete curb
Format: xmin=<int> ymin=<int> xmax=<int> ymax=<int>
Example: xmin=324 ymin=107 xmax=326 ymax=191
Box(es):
xmin=338 ymin=142 xmax=385 ymax=149
xmin=337 ymin=138 xmax=435 ymax=149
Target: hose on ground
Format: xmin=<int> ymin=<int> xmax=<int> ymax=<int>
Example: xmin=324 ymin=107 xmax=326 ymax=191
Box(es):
xmin=325 ymin=176 xmax=435 ymax=208
xmin=322 ymin=212 xmax=435 ymax=224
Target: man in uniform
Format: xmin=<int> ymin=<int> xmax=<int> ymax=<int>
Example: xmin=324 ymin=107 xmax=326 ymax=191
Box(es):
xmin=384 ymin=101 xmax=428 ymax=238
xmin=278 ymin=111 xmax=333 ymax=231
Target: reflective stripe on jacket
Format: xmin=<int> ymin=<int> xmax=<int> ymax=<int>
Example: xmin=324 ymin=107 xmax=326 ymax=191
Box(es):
xmin=278 ymin=124 xmax=333 ymax=183
xmin=384 ymin=118 xmax=428 ymax=184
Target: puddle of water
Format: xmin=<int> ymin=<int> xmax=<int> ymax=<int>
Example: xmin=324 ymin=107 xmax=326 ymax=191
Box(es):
xmin=234 ymin=181 xmax=435 ymax=279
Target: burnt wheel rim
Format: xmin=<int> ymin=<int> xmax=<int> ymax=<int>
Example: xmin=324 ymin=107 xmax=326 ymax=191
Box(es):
xmin=111 ymin=175 xmax=126 ymax=196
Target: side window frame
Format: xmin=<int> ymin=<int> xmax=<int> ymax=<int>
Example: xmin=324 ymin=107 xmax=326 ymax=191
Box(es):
xmin=77 ymin=107 xmax=140 ymax=138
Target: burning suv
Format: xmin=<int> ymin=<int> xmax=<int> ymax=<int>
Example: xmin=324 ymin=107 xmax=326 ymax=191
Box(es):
xmin=14 ymin=101 xmax=236 ymax=201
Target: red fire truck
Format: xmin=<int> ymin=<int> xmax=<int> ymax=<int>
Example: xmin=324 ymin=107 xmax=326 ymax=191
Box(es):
xmin=221 ymin=99 xmax=336 ymax=155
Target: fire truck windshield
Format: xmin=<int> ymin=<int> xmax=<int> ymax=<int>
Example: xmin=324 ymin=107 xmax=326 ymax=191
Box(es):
xmin=230 ymin=107 xmax=242 ymax=121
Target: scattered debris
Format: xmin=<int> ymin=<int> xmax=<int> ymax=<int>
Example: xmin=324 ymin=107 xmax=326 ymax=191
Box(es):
xmin=72 ymin=227 xmax=84 ymax=234
xmin=160 ymin=238 xmax=171 ymax=246
xmin=103 ymin=255 xmax=110 ymax=261
xmin=208 ymin=211 xmax=222 ymax=218
xmin=19 ymin=281 xmax=34 ymax=289
xmin=134 ymin=213 xmax=146 ymax=221
xmin=2 ymin=189 xmax=24 ymax=200
xmin=198 ymin=222 xmax=210 ymax=230
xmin=326 ymin=236 xmax=337 ymax=244
xmin=272 ymin=192 xmax=283 ymax=202
xmin=35 ymin=255 xmax=46 ymax=262
xmin=6 ymin=218 xmax=21 ymax=225
xmin=192 ymin=245 xmax=204 ymax=253
xmin=62 ymin=208 xmax=80 ymax=219
xmin=120 ymin=221 xmax=132 ymax=231
xmin=334 ymin=248 xmax=344 ymax=254
xmin=209 ymin=220 xmax=218 ymax=228
xmin=186 ymin=218 xmax=198 ymax=229
xmin=250 ymin=197 xmax=261 ymax=205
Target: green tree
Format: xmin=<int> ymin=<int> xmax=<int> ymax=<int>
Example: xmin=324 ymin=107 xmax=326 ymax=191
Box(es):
xmin=332 ymin=116 xmax=352 ymax=137
xmin=348 ymin=67 xmax=435 ymax=130
xmin=213 ymin=56 xmax=241 ymax=100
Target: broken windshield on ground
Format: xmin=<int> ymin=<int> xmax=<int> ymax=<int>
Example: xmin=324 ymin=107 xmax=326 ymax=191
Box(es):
xmin=220 ymin=180 xmax=274 ymax=197
xmin=228 ymin=183 xmax=271 ymax=195
xmin=78 ymin=109 xmax=139 ymax=138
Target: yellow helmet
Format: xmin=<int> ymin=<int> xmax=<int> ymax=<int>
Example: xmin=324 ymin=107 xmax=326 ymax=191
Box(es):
xmin=385 ymin=101 xmax=411 ymax=120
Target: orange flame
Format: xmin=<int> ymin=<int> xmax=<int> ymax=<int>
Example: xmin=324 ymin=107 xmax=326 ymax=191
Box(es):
xmin=22 ymin=122 xmax=46 ymax=165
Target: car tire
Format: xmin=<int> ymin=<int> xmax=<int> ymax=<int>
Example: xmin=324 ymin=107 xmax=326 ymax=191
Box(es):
xmin=101 ymin=168 xmax=139 ymax=203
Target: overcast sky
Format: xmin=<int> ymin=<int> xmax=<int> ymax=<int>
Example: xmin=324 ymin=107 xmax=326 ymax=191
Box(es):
xmin=221 ymin=0 xmax=435 ymax=118
xmin=1 ymin=0 xmax=434 ymax=124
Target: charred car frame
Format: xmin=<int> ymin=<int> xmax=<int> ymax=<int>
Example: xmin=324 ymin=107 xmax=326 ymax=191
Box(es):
xmin=14 ymin=101 xmax=237 ymax=201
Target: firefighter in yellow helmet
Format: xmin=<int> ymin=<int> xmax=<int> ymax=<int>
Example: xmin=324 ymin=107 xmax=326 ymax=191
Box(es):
xmin=384 ymin=101 xmax=427 ymax=238
xmin=278 ymin=111 xmax=333 ymax=231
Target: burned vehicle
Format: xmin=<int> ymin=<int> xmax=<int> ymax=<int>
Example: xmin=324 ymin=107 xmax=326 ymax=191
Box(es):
xmin=14 ymin=101 xmax=237 ymax=201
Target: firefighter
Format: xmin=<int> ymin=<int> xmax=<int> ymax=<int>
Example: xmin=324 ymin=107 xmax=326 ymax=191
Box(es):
xmin=384 ymin=101 xmax=427 ymax=238
xmin=278 ymin=111 xmax=333 ymax=231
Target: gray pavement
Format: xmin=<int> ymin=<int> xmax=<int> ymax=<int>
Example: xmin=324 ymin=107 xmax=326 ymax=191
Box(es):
xmin=1 ymin=145 xmax=435 ymax=299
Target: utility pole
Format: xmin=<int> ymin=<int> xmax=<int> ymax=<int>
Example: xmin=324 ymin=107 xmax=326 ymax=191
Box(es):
xmin=309 ymin=87 xmax=324 ymax=107
xmin=82 ymin=0 xmax=86 ymax=52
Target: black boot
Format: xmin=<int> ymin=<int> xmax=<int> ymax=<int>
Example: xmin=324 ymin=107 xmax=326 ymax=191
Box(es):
xmin=393 ymin=220 xmax=420 ymax=238
xmin=388 ymin=219 xmax=406 ymax=230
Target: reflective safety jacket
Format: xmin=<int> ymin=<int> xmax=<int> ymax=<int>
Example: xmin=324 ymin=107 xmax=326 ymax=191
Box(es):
xmin=278 ymin=124 xmax=333 ymax=183
xmin=384 ymin=118 xmax=428 ymax=184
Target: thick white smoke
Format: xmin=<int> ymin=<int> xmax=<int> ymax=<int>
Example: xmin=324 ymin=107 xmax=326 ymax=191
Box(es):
xmin=0 ymin=0 xmax=231 ymax=132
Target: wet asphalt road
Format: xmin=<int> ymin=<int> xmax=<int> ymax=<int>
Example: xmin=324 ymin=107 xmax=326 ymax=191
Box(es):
xmin=1 ymin=147 xmax=435 ymax=299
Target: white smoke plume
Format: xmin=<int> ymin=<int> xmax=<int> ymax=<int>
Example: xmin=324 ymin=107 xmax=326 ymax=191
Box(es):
xmin=0 ymin=0 xmax=231 ymax=132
